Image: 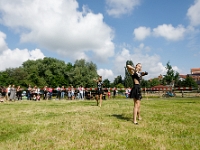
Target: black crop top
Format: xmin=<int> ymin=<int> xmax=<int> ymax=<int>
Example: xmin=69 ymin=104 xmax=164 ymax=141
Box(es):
xmin=97 ymin=82 xmax=103 ymax=91
xmin=131 ymin=72 xmax=142 ymax=84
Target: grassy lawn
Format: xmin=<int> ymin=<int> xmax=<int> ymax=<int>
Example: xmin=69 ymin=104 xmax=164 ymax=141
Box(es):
xmin=0 ymin=98 xmax=200 ymax=150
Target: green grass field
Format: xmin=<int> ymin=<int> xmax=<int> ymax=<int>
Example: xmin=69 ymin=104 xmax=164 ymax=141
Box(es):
xmin=0 ymin=98 xmax=200 ymax=150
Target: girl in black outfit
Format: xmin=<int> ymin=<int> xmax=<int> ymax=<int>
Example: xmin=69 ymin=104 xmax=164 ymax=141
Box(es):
xmin=16 ymin=86 xmax=22 ymax=100
xmin=127 ymin=63 xmax=148 ymax=125
xmin=94 ymin=76 xmax=103 ymax=107
xmin=43 ymin=86 xmax=48 ymax=100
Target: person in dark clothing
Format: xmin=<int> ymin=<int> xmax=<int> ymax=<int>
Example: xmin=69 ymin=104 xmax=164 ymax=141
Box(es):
xmin=94 ymin=76 xmax=103 ymax=107
xmin=16 ymin=86 xmax=22 ymax=100
xmin=43 ymin=86 xmax=48 ymax=100
xmin=127 ymin=63 xmax=148 ymax=125
xmin=113 ymin=87 xmax=116 ymax=98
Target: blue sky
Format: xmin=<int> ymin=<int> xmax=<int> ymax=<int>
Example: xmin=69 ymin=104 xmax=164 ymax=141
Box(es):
xmin=0 ymin=0 xmax=200 ymax=82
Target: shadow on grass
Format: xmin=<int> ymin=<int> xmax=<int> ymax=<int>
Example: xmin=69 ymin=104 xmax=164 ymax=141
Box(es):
xmin=112 ymin=114 xmax=131 ymax=121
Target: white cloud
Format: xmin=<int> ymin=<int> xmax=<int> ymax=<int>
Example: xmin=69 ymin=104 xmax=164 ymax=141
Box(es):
xmin=0 ymin=0 xmax=114 ymax=62
xmin=172 ymin=66 xmax=181 ymax=73
xmin=153 ymin=24 xmax=186 ymax=41
xmin=133 ymin=24 xmax=186 ymax=41
xmin=106 ymin=0 xmax=140 ymax=17
xmin=97 ymin=69 xmax=114 ymax=81
xmin=0 ymin=31 xmax=45 ymax=71
xmin=133 ymin=26 xmax=151 ymax=41
xmin=133 ymin=43 xmax=151 ymax=53
xmin=187 ymin=0 xmax=200 ymax=26
xmin=0 ymin=48 xmax=45 ymax=71
xmin=0 ymin=31 xmax=8 ymax=53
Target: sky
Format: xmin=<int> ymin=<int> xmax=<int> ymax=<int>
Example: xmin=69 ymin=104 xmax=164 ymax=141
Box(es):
xmin=0 ymin=0 xmax=200 ymax=82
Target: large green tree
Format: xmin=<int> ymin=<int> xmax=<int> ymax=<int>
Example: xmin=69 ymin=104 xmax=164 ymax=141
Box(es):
xmin=68 ymin=59 xmax=98 ymax=88
xmin=140 ymin=79 xmax=149 ymax=88
xmin=184 ymin=76 xmax=198 ymax=87
xmin=22 ymin=57 xmax=73 ymax=87
xmin=0 ymin=57 xmax=98 ymax=88
xmin=148 ymin=78 xmax=161 ymax=87
xmin=163 ymin=61 xmax=179 ymax=86
xmin=177 ymin=76 xmax=198 ymax=88
xmin=113 ymin=75 xmax=123 ymax=87
xmin=103 ymin=79 xmax=111 ymax=88
xmin=124 ymin=60 xmax=134 ymax=88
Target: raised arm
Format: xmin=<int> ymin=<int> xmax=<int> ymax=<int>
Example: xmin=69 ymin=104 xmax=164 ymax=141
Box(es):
xmin=126 ymin=65 xmax=135 ymax=75
xmin=94 ymin=76 xmax=102 ymax=83
xmin=140 ymin=71 xmax=148 ymax=76
xmin=93 ymin=78 xmax=98 ymax=83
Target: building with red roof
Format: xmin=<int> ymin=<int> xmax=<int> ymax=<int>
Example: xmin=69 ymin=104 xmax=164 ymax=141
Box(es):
xmin=191 ymin=68 xmax=200 ymax=74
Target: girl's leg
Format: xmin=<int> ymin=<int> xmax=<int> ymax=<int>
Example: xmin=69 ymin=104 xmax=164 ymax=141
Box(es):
xmin=133 ymin=99 xmax=140 ymax=124
xmin=96 ymin=95 xmax=99 ymax=106
xmin=137 ymin=101 xmax=141 ymax=120
xmin=99 ymin=94 xmax=102 ymax=107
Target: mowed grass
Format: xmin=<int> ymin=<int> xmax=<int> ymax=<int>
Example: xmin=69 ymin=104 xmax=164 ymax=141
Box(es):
xmin=0 ymin=98 xmax=200 ymax=150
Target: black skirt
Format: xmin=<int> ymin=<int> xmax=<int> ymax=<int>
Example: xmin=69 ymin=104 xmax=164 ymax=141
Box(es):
xmin=129 ymin=84 xmax=142 ymax=100
xmin=96 ymin=90 xmax=103 ymax=95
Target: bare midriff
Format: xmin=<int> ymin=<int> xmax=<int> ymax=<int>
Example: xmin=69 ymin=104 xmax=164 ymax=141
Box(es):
xmin=134 ymin=79 xmax=140 ymax=85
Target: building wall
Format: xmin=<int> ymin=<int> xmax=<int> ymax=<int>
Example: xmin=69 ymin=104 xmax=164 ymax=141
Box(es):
xmin=191 ymin=68 xmax=200 ymax=74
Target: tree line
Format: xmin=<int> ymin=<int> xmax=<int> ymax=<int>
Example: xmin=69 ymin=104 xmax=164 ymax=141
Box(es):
xmin=0 ymin=57 xmax=198 ymax=89
xmin=123 ymin=60 xmax=198 ymax=88
xmin=0 ymin=58 xmax=98 ymax=88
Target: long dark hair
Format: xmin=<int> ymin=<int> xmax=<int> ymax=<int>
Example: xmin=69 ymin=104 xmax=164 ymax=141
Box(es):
xmin=98 ymin=76 xmax=102 ymax=82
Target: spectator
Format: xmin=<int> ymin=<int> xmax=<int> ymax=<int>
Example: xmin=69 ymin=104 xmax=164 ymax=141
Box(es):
xmin=61 ymin=86 xmax=65 ymax=99
xmin=10 ymin=85 xmax=16 ymax=101
xmin=79 ymin=85 xmax=84 ymax=100
xmin=16 ymin=86 xmax=22 ymax=100
xmin=113 ymin=87 xmax=116 ymax=98
xmin=27 ymin=84 xmax=32 ymax=100
xmin=56 ymin=86 xmax=61 ymax=100
xmin=107 ymin=89 xmax=111 ymax=99
xmin=36 ymin=86 xmax=40 ymax=96
xmin=48 ymin=87 xmax=53 ymax=100
xmin=33 ymin=94 xmax=37 ymax=101
xmin=128 ymin=87 xmax=131 ymax=98
xmin=77 ymin=86 xmax=80 ymax=99
xmin=67 ymin=86 xmax=71 ymax=100
xmin=6 ymin=85 xmax=11 ymax=100
xmin=71 ymin=86 xmax=75 ymax=100
xmin=125 ymin=88 xmax=129 ymax=98
xmin=36 ymin=94 xmax=40 ymax=101
xmin=43 ymin=86 xmax=48 ymax=100
xmin=32 ymin=86 xmax=37 ymax=97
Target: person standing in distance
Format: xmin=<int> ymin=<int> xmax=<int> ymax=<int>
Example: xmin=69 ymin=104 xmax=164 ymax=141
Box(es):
xmin=126 ymin=63 xmax=148 ymax=125
xmin=93 ymin=76 xmax=103 ymax=107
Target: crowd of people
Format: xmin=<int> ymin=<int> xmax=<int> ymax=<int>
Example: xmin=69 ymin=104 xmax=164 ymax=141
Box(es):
xmin=0 ymin=84 xmax=116 ymax=103
xmin=0 ymin=84 xmax=90 ymax=102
